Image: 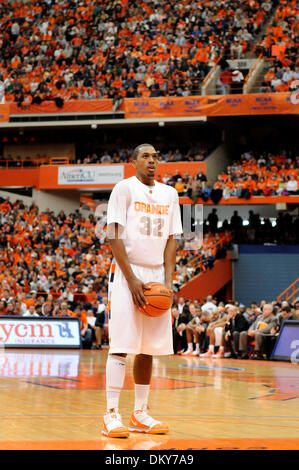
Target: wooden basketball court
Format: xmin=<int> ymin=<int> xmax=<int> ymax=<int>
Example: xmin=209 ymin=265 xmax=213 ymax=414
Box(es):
xmin=0 ymin=349 xmax=298 ymax=450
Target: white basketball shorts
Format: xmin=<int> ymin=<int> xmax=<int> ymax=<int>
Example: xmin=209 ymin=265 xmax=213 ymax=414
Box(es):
xmin=108 ymin=261 xmax=173 ymax=356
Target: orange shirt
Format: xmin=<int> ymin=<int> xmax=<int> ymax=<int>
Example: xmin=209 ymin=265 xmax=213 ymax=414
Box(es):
xmin=56 ymin=309 xmax=76 ymax=318
xmin=175 ymin=182 xmax=185 ymax=193
xmin=243 ymin=180 xmax=257 ymax=192
xmin=80 ymin=312 xmax=88 ymax=330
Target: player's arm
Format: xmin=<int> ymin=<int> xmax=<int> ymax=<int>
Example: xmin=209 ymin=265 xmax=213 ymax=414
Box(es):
xmin=108 ymin=223 xmax=148 ymax=310
xmin=214 ymin=315 xmax=227 ymax=328
xmin=164 ymin=235 xmax=177 ymax=291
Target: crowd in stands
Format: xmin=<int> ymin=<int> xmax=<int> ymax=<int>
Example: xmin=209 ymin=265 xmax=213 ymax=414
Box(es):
xmin=0 ymin=0 xmax=275 ymax=106
xmin=258 ymin=0 xmax=298 ymax=93
xmin=172 ymin=295 xmax=299 ymax=360
xmin=174 ymin=231 xmax=232 ymax=289
xmin=0 ymin=195 xmax=229 ymax=347
xmin=0 ymin=194 xmax=298 ymax=356
xmin=77 ymin=142 xmax=208 ymax=165
xmin=206 ymin=208 xmax=299 ymax=245
xmin=0 ymin=142 xmax=209 ymax=167
xmin=0 ymin=197 xmax=111 ymax=348
xmin=174 ymin=207 xmax=299 ymax=289
xmin=168 ymin=149 xmax=299 ymax=203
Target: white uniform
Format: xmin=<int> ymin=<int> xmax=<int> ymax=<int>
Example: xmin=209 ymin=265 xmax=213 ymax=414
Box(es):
xmin=107 ymin=176 xmax=182 ymax=355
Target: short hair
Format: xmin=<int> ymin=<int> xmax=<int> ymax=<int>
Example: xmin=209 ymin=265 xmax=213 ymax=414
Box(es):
xmin=132 ymin=143 xmax=154 ymax=160
xmin=183 ymin=305 xmax=190 ymax=315
xmin=282 ymin=306 xmax=291 ymax=314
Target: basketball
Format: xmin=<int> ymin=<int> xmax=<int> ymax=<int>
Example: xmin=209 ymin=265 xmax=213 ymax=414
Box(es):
xmin=139 ymin=282 xmax=172 ymax=317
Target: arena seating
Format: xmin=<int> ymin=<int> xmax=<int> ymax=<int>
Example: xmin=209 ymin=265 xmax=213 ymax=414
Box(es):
xmin=256 ymin=0 xmax=298 ymax=93
xmin=171 ymin=150 xmax=299 ymax=200
xmin=0 ymin=196 xmax=230 ymax=317
xmin=0 ymin=0 xmax=275 ymax=104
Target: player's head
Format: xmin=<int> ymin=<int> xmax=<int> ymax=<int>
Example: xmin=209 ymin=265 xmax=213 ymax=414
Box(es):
xmin=132 ymin=143 xmax=159 ymax=184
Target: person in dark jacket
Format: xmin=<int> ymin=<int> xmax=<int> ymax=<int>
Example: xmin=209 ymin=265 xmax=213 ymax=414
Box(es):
xmin=173 ymin=305 xmax=192 ymax=353
xmin=224 ymin=305 xmax=249 ymax=358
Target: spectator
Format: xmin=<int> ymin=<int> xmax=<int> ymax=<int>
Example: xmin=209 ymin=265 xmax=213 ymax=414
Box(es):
xmin=231 ymin=69 xmax=244 ymax=94
xmin=239 ymin=303 xmax=277 ymax=360
xmin=195 ymin=169 xmax=207 ymax=183
xmin=175 ymin=305 xmax=193 ymax=354
xmin=200 ymin=306 xmax=228 ymax=358
xmin=230 ymin=210 xmax=243 ymax=232
xmin=35 ymin=304 xmax=43 ymax=317
xmin=224 ymin=305 xmax=249 ymax=358
xmin=42 ymin=302 xmax=53 ymax=317
xmin=171 ymin=306 xmax=181 ymax=354
xmin=207 ymin=209 xmax=218 ymax=233
xmin=262 ymin=305 xmax=297 ymax=359
xmin=94 ymin=306 xmax=106 ymax=350
xmin=56 ymin=302 xmax=76 ymax=318
xmin=218 ymin=69 xmax=233 ymax=94
xmin=201 ymin=295 xmax=218 ymax=315
xmin=13 ymin=301 xmax=23 ymax=317
xmin=74 ymin=306 xmax=93 ymax=350
xmin=23 ymin=304 xmax=39 ymax=317
xmin=195 ymin=311 xmax=211 ymax=354
xmin=182 ymin=304 xmax=201 ymax=355
xmin=101 ymin=151 xmax=112 ymax=164
xmin=286 ymin=174 xmax=299 ymax=194
xmin=177 ymin=296 xmax=186 ymax=315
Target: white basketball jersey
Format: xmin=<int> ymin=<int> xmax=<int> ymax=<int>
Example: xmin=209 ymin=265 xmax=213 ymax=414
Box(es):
xmin=107 ymin=176 xmax=182 ymax=266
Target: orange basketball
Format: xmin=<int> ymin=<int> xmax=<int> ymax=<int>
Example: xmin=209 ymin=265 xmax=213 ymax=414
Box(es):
xmin=139 ymin=282 xmax=172 ymax=317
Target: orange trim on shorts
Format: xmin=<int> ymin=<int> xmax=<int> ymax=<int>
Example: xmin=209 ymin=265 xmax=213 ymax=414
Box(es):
xmin=109 ymin=264 xmax=116 ymax=283
xmin=108 ymin=299 xmax=111 ymax=320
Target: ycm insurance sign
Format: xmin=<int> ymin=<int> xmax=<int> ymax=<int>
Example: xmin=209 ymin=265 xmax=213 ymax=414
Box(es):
xmin=58 ymin=165 xmax=124 ymax=185
xmin=0 ymin=317 xmax=81 ymax=348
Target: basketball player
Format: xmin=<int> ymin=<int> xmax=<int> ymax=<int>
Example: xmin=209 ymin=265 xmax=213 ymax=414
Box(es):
xmin=102 ymin=143 xmax=183 ymax=438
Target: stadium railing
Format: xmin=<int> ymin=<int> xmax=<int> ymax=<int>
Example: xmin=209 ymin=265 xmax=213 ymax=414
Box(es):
xmin=277 ymin=278 xmax=299 ymax=305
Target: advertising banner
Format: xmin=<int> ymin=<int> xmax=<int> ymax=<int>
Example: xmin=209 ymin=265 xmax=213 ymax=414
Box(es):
xmin=124 ymin=93 xmax=299 ymax=118
xmin=0 ymin=104 xmax=10 ymax=122
xmin=0 ymin=317 xmax=81 ymax=348
xmin=58 ymin=165 xmax=124 ymax=185
xmin=271 ymin=321 xmax=299 ymax=363
xmin=38 ymin=162 xmax=206 ymax=190
xmin=9 ymin=99 xmax=113 ymax=115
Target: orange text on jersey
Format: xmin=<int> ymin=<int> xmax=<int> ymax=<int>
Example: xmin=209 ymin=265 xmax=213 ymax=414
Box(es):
xmin=134 ymin=201 xmax=169 ymax=215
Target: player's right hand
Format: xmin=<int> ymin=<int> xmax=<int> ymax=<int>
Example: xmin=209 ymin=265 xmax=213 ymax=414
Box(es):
xmin=127 ymin=276 xmax=150 ymax=311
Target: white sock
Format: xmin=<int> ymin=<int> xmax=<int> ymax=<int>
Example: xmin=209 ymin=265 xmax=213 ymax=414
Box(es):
xmin=219 ymin=346 xmax=224 ymax=352
xmin=134 ymin=384 xmax=150 ymax=411
xmin=195 ymin=343 xmax=200 ymax=352
xmin=186 ymin=343 xmax=193 ymax=351
xmin=106 ymin=355 xmax=126 ymax=412
xmin=208 ymin=344 xmax=214 ymax=353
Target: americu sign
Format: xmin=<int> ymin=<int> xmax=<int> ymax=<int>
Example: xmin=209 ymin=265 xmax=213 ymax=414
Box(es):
xmin=0 ymin=317 xmax=81 ymax=348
